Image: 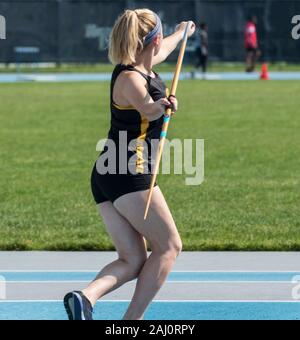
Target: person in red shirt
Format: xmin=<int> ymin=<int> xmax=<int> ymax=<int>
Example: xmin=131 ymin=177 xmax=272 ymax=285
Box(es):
xmin=244 ymin=15 xmax=260 ymax=72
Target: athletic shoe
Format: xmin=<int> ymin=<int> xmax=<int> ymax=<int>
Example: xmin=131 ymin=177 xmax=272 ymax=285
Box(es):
xmin=63 ymin=291 xmax=93 ymax=320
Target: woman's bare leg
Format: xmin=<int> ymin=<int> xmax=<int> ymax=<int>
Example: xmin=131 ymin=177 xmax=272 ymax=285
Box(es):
xmin=113 ymin=186 xmax=182 ymax=320
xmin=82 ymin=201 xmax=147 ymax=306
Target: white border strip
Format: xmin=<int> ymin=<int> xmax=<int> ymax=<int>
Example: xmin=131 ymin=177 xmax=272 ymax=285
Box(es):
xmin=1 ymin=270 xmax=300 ymax=273
xmin=4 ymin=280 xmax=297 ymax=284
xmin=1 ymin=300 xmax=300 ymax=303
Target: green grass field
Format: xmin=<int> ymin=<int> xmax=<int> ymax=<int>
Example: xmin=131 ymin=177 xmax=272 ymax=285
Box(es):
xmin=0 ymin=80 xmax=299 ymax=250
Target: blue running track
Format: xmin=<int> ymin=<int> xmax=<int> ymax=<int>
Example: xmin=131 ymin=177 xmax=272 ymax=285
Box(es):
xmin=0 ymin=301 xmax=299 ymax=320
xmin=1 ymin=271 xmax=300 ymax=282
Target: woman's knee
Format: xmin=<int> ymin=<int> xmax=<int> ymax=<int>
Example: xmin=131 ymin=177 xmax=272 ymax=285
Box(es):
xmin=152 ymin=236 xmax=183 ymax=260
xmin=118 ymin=249 xmax=147 ymax=278
xmin=167 ymin=238 xmax=183 ymax=258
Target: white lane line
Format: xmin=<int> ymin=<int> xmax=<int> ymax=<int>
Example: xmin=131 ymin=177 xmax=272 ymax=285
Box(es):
xmin=1 ymin=300 xmax=300 ymax=303
xmin=4 ymin=280 xmax=297 ymax=284
xmin=1 ymin=270 xmax=300 ymax=273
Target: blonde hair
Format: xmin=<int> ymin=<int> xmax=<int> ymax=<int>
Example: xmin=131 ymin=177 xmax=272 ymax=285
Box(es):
xmin=109 ymin=9 xmax=157 ymax=65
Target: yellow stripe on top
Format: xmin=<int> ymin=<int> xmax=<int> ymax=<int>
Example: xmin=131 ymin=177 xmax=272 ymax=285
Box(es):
xmin=136 ymin=114 xmax=150 ymax=174
xmin=113 ymin=103 xmax=135 ymax=110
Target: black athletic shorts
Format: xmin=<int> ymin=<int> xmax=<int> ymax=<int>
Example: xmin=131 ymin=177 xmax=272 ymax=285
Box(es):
xmin=246 ymin=47 xmax=257 ymax=53
xmin=91 ymin=163 xmax=156 ymax=204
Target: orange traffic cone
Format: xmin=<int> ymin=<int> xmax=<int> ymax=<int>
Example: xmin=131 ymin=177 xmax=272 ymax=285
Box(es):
xmin=260 ymin=63 xmax=270 ymax=80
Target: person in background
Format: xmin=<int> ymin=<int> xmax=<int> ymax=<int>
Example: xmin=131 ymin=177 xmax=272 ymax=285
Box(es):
xmin=244 ymin=15 xmax=259 ymax=72
xmin=195 ymin=22 xmax=208 ymax=75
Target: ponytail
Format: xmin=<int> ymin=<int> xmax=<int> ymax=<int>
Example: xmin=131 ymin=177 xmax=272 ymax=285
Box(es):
xmin=109 ymin=9 xmax=157 ymax=65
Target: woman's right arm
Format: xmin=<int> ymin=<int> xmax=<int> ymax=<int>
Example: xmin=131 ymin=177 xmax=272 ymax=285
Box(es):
xmin=122 ymin=72 xmax=172 ymax=121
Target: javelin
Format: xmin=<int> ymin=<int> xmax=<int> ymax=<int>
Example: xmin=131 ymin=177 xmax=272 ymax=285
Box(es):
xmin=144 ymin=21 xmax=193 ymax=220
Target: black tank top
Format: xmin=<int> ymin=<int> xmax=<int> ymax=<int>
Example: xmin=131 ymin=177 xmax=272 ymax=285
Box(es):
xmin=107 ymin=64 xmax=168 ymax=174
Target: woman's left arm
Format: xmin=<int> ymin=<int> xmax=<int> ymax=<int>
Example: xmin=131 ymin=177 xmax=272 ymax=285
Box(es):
xmin=153 ymin=21 xmax=196 ymax=65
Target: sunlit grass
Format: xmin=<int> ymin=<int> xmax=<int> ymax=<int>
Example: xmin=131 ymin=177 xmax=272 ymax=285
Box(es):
xmin=0 ymin=80 xmax=299 ymax=250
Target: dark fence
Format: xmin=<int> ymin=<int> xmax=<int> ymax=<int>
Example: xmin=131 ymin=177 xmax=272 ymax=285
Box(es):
xmin=0 ymin=0 xmax=299 ymax=63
